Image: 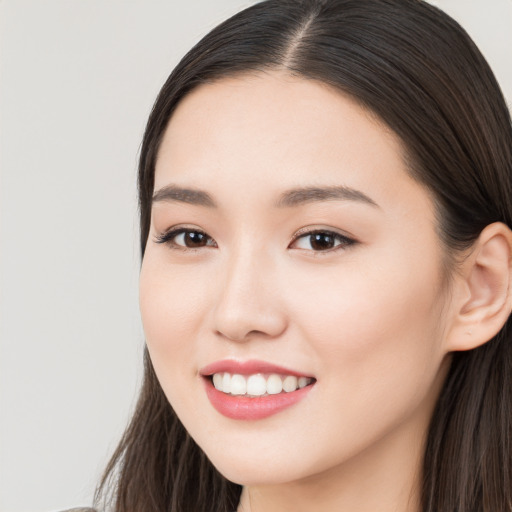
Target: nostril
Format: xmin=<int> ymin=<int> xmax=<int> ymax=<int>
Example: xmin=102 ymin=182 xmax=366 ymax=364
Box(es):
xmin=212 ymin=281 xmax=288 ymax=342
xmin=215 ymin=328 xmax=276 ymax=343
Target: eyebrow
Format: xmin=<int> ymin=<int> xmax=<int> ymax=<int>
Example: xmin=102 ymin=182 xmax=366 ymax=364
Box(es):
xmin=152 ymin=184 xmax=379 ymax=209
xmin=152 ymin=185 xmax=217 ymax=207
xmin=275 ymin=185 xmax=379 ymax=208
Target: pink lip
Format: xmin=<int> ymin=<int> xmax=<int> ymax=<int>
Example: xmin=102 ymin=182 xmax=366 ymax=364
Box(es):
xmin=200 ymin=359 xmax=315 ymax=421
xmin=200 ymin=359 xmax=313 ymax=378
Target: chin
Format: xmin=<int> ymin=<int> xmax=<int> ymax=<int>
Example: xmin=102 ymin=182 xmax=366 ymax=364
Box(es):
xmin=210 ymin=456 xmax=308 ymax=487
xmin=192 ymin=430 xmax=327 ymax=487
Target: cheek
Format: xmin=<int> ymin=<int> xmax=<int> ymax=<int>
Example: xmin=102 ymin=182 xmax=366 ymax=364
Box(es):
xmin=139 ymin=255 xmax=206 ymax=371
xmin=288 ymin=248 xmax=446 ymax=392
xmin=139 ymin=253 xmax=216 ymax=426
xmin=275 ymin=251 xmax=448 ymax=462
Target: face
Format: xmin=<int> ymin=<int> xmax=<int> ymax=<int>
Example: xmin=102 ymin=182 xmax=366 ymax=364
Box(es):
xmin=139 ymin=72 xmax=452 ymax=486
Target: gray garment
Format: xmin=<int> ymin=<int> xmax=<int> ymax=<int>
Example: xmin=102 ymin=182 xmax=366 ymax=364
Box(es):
xmin=59 ymin=509 xmax=96 ymax=512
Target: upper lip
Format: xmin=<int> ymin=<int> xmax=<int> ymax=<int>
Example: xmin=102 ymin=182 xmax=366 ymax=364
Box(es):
xmin=200 ymin=359 xmax=313 ymax=378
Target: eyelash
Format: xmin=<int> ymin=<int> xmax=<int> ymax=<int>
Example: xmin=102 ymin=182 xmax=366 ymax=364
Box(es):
xmin=155 ymin=228 xmax=217 ymax=251
xmin=292 ymin=227 xmax=356 ymax=254
xmin=154 ymin=227 xmax=357 ymax=255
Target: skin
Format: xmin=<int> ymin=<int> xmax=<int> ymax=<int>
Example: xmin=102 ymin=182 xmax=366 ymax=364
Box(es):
xmin=139 ymin=71 xmax=461 ymax=512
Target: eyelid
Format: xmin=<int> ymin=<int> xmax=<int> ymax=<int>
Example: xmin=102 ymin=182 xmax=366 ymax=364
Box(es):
xmin=289 ymin=227 xmax=357 ymax=253
xmin=154 ymin=225 xmax=357 ymax=254
xmin=154 ymin=226 xmax=217 ymax=250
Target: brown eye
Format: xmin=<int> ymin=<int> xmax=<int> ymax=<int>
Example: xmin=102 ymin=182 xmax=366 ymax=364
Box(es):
xmin=291 ymin=230 xmax=355 ymax=252
xmin=155 ymin=229 xmax=217 ymax=249
xmin=308 ymin=233 xmax=337 ymax=250
xmin=180 ymin=231 xmax=210 ymax=248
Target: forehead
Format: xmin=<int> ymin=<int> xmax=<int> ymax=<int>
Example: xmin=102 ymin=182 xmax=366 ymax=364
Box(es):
xmin=154 ymin=71 xmax=429 ymax=217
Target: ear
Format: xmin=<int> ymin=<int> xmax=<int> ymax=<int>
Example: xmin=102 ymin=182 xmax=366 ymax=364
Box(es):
xmin=445 ymin=222 xmax=512 ymax=352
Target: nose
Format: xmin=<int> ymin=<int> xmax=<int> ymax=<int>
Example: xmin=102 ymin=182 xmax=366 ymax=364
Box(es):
xmin=212 ymin=247 xmax=288 ymax=343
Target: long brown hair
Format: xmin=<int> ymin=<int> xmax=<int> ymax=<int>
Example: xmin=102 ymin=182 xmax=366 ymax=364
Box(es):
xmin=95 ymin=1 xmax=512 ymax=510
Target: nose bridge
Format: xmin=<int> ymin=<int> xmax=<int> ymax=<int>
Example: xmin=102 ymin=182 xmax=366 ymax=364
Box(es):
xmin=213 ymin=237 xmax=286 ymax=342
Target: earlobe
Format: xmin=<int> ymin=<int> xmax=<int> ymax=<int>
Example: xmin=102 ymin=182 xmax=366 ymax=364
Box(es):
xmin=446 ymin=222 xmax=512 ymax=352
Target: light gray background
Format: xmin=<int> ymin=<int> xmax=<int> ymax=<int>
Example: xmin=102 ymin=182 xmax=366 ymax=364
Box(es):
xmin=1 ymin=1 xmax=510 ymax=511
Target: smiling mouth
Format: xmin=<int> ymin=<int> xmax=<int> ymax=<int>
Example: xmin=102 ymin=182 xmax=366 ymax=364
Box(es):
xmin=210 ymin=372 xmax=315 ymax=397
xmin=200 ymin=360 xmax=316 ymax=419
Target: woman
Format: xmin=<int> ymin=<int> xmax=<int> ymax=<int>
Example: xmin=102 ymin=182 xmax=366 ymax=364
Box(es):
xmin=94 ymin=0 xmax=512 ymax=510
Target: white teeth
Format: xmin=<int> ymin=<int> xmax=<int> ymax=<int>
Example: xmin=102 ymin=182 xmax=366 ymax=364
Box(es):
xmin=230 ymin=374 xmax=247 ymax=395
xmin=222 ymin=373 xmax=231 ymax=394
xmin=298 ymin=376 xmax=309 ymax=389
xmin=283 ymin=375 xmax=298 ymax=392
xmin=212 ymin=373 xmax=223 ymax=391
xmin=247 ymin=374 xmax=267 ymax=396
xmin=211 ymin=372 xmax=313 ymax=396
xmin=266 ymin=374 xmax=283 ymax=395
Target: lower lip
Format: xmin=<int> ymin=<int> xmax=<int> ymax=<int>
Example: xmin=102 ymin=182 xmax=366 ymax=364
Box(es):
xmin=204 ymin=378 xmax=314 ymax=420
